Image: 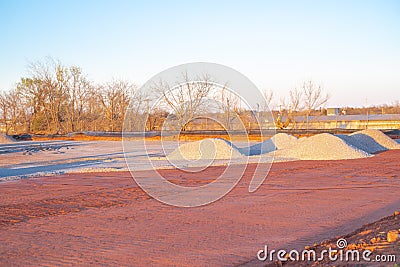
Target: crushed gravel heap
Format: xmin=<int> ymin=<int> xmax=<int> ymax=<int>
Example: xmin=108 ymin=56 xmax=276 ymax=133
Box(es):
xmin=336 ymin=134 xmax=383 ymax=154
xmin=0 ymin=134 xmax=15 ymax=144
xmin=167 ymin=130 xmax=398 ymax=162
xmin=274 ymin=133 xmax=371 ymax=160
xmin=336 ymin=129 xmax=400 ymax=154
xmin=350 ymin=129 xmax=400 ymax=150
xmin=245 ymin=133 xmax=298 ymax=155
xmin=167 ymin=138 xmax=243 ymax=160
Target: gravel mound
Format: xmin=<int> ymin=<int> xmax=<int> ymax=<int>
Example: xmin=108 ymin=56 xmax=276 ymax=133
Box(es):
xmin=274 ymin=133 xmax=371 ymax=160
xmin=350 ymin=129 xmax=400 ymax=150
xmin=335 ymin=134 xmax=384 ymax=154
xmin=167 ymin=138 xmax=243 ymax=160
xmin=245 ymin=133 xmax=298 ymax=155
xmin=166 ymin=130 xmax=397 ymax=162
xmin=0 ymin=133 xmax=16 ymax=143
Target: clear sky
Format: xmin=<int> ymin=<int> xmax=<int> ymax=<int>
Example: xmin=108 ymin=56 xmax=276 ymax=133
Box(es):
xmin=0 ymin=0 xmax=399 ymax=107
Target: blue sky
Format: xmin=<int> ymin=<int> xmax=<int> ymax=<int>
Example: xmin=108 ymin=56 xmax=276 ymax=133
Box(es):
xmin=0 ymin=0 xmax=399 ymax=107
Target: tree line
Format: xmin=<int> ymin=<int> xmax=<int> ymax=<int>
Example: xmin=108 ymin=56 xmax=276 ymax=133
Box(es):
xmin=1 ymin=59 xmax=399 ymax=135
xmin=0 ymin=59 xmax=148 ymax=134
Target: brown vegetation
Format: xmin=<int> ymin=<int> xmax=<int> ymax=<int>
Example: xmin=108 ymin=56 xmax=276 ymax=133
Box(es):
xmin=1 ymin=59 xmax=399 ymax=135
xmin=0 ymin=58 xmax=146 ymax=135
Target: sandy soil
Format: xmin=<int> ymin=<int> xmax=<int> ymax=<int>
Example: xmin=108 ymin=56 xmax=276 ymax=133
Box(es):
xmin=0 ymin=150 xmax=400 ymax=266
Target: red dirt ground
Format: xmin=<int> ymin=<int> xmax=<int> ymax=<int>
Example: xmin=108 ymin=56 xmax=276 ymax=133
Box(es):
xmin=264 ymin=211 xmax=400 ymax=266
xmin=1 ymin=150 xmax=400 ymax=266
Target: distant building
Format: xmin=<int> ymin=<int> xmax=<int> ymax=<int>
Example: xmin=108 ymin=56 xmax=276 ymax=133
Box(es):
xmin=326 ymin=108 xmax=340 ymax=116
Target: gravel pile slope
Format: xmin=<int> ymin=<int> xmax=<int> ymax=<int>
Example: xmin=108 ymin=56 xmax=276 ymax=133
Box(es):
xmin=350 ymin=129 xmax=400 ymax=150
xmin=245 ymin=133 xmax=298 ymax=155
xmin=167 ymin=138 xmax=243 ymax=160
xmin=274 ymin=133 xmax=371 ymax=160
xmin=335 ymin=134 xmax=385 ymax=154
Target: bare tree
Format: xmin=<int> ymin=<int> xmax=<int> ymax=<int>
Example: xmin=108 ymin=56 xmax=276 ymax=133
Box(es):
xmin=123 ymin=88 xmax=150 ymax=132
xmin=99 ymin=80 xmax=133 ymax=132
xmin=17 ymin=77 xmax=45 ymax=133
xmin=152 ymin=73 xmax=213 ymax=131
xmin=301 ymin=80 xmax=329 ymax=129
xmin=288 ymin=88 xmax=303 ymax=129
xmin=0 ymin=91 xmax=10 ymax=134
xmin=261 ymin=89 xmax=274 ymax=112
xmin=0 ymin=89 xmax=27 ymax=134
xmin=36 ymin=59 xmax=64 ymax=133
xmin=217 ymin=85 xmax=241 ymax=130
xmin=6 ymin=90 xmax=23 ymax=134
xmin=62 ymin=66 xmax=92 ymax=132
xmin=16 ymin=58 xmax=69 ymax=134
xmin=146 ymin=108 xmax=168 ymax=131
xmin=274 ymin=89 xmax=302 ymax=130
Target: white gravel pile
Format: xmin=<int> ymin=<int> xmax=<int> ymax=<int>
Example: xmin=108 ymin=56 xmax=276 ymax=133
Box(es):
xmin=166 ymin=130 xmax=397 ymax=163
xmin=274 ymin=133 xmax=371 ymax=160
xmin=0 ymin=134 xmax=15 ymax=143
xmin=350 ymin=129 xmax=400 ymax=151
xmin=167 ymin=138 xmax=243 ymax=160
xmin=335 ymin=134 xmax=383 ymax=154
xmin=336 ymin=129 xmax=400 ymax=153
xmin=245 ymin=133 xmax=298 ymax=155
